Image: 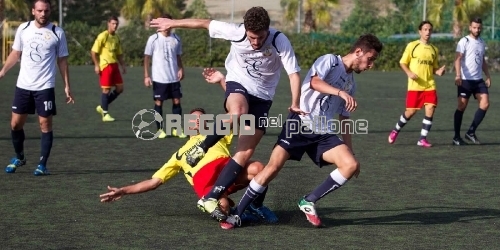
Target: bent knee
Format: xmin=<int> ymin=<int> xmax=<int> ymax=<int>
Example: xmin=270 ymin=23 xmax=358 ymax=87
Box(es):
xmin=339 ymin=158 xmax=359 ymax=174
xmin=480 ymin=101 xmax=489 ymax=110
xmin=246 ymin=161 xmax=265 ymax=176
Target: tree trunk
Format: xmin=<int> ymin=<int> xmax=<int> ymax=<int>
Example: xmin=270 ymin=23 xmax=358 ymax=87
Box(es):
xmin=144 ymin=13 xmax=152 ymax=29
xmin=452 ymin=20 xmax=462 ymax=38
xmin=303 ymin=9 xmax=315 ymax=33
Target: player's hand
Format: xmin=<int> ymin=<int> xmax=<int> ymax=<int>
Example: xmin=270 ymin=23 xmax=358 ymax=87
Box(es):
xmin=339 ymin=91 xmax=357 ymax=112
xmin=94 ymin=65 xmax=100 ymax=75
xmin=0 ymin=70 xmax=5 ymax=79
xmin=288 ymin=105 xmax=308 ymax=115
xmin=150 ymin=18 xmax=174 ymax=32
xmin=436 ymin=65 xmax=446 ymax=76
xmin=202 ymin=68 xmax=225 ymax=84
xmin=485 ymin=77 xmax=491 ymax=88
xmin=144 ymin=77 xmax=152 ymax=87
xmin=121 ymin=65 xmax=127 ymax=74
xmin=100 ymin=186 xmax=124 ymax=202
xmin=455 ymin=76 xmax=462 ymax=86
xmin=178 ymin=68 xmax=184 ymax=81
xmin=65 ymin=86 xmax=74 ymax=104
xmin=407 ymin=72 xmax=418 ymax=80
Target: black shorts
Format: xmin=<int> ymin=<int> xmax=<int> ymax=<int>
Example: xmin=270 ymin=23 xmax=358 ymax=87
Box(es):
xmin=224 ymin=81 xmax=273 ymax=132
xmin=153 ymin=81 xmax=182 ymax=101
xmin=457 ymin=79 xmax=489 ymax=99
xmin=276 ymin=112 xmax=345 ymax=168
xmin=12 ymin=87 xmax=57 ymax=117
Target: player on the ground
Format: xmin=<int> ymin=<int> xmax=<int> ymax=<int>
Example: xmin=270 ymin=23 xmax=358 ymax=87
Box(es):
xmin=144 ymin=13 xmax=186 ymax=139
xmin=452 ymin=17 xmax=491 ymax=145
xmin=99 ymin=107 xmax=275 ymax=229
xmin=388 ymin=21 xmax=446 ymax=147
xmin=218 ymin=34 xmax=383 ymax=229
xmin=150 ymin=6 xmax=304 ymax=222
xmin=0 ymin=0 xmax=74 ymax=176
xmin=91 ymin=16 xmax=127 ymax=122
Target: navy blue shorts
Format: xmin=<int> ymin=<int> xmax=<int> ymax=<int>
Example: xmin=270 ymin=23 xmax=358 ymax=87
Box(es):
xmin=153 ymin=81 xmax=182 ymax=101
xmin=458 ymin=79 xmax=489 ymax=99
xmin=276 ymin=112 xmax=345 ymax=168
xmin=224 ymin=81 xmax=272 ymax=132
xmin=12 ymin=87 xmax=57 ymax=117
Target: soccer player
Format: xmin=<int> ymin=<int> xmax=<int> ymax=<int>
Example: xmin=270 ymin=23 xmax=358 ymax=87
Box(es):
xmin=452 ymin=17 xmax=491 ymax=145
xmin=144 ymin=13 xmax=186 ymax=139
xmin=150 ymin=6 xmax=305 ymax=221
xmin=388 ymin=21 xmax=446 ymax=147
xmin=0 ymin=0 xmax=73 ymax=176
xmin=91 ymin=16 xmax=127 ymax=122
xmin=99 ymin=107 xmax=273 ymax=229
xmin=219 ymin=34 xmax=383 ymax=229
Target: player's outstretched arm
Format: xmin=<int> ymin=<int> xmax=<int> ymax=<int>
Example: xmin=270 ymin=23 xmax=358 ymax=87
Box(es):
xmin=100 ymin=178 xmax=162 ymax=202
xmin=310 ymin=75 xmax=357 ymax=112
xmin=150 ymin=18 xmax=211 ymax=32
xmin=202 ymin=68 xmax=226 ymax=91
xmin=288 ymin=72 xmax=307 ymax=115
xmin=0 ymin=50 xmax=21 ymax=79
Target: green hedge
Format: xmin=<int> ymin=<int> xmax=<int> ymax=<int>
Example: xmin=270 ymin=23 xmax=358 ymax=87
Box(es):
xmin=64 ymin=21 xmax=500 ymax=72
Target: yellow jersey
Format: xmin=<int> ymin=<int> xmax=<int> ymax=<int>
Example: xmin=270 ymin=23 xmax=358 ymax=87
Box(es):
xmin=152 ymin=133 xmax=233 ymax=186
xmin=91 ymin=30 xmax=123 ymax=71
xmin=400 ymin=40 xmax=440 ymax=91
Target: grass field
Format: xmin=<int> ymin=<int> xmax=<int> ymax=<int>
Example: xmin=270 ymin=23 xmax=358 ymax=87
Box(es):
xmin=1 ymin=66 xmax=499 ymax=249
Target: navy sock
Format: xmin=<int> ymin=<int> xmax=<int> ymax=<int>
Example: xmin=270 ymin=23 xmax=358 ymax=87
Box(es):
xmin=235 ymin=179 xmax=267 ymax=216
xmin=394 ymin=113 xmax=409 ymax=132
xmin=251 ymin=187 xmax=268 ymax=208
xmin=200 ymin=135 xmax=225 ymax=152
xmin=108 ymin=90 xmax=120 ymax=104
xmin=154 ymin=104 xmax=163 ymax=130
xmin=468 ymin=108 xmax=487 ymax=134
xmin=172 ymin=103 xmax=182 ymax=124
xmin=205 ymin=159 xmax=243 ymax=200
xmin=101 ymin=93 xmax=109 ymax=112
xmin=305 ymin=169 xmax=347 ymax=203
xmin=39 ymin=131 xmax=53 ymax=166
xmin=11 ymin=129 xmax=25 ymax=160
xmin=419 ymin=116 xmax=433 ymax=140
xmin=454 ymin=109 xmax=464 ymax=138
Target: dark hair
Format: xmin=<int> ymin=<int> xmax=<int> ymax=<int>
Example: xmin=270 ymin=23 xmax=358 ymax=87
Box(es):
xmin=349 ymin=34 xmax=383 ymax=54
xmin=470 ymin=17 xmax=482 ymax=24
xmin=108 ymin=16 xmax=119 ymax=22
xmin=33 ymin=0 xmax=51 ymax=8
xmin=190 ymin=108 xmax=206 ymax=114
xmin=161 ymin=13 xmax=173 ymax=19
xmin=418 ymin=20 xmax=433 ymax=30
xmin=243 ymin=7 xmax=270 ymax=32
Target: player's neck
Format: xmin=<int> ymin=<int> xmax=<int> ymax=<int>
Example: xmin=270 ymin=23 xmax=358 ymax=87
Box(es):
xmin=419 ymin=39 xmax=429 ymax=44
xmin=342 ymin=55 xmax=354 ymax=73
xmin=34 ymin=21 xmax=50 ymax=29
xmin=107 ymin=30 xmax=116 ymax=35
xmin=469 ymin=34 xmax=479 ymax=40
xmin=160 ymin=31 xmax=170 ymax=37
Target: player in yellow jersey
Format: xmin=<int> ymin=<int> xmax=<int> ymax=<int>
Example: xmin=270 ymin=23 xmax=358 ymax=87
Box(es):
xmin=388 ymin=21 xmax=446 ymax=148
xmin=99 ymin=107 xmax=275 ymax=229
xmin=91 ymin=16 xmax=127 ymax=122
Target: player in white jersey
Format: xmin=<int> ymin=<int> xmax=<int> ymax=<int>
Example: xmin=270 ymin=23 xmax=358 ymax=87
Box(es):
xmin=0 ymin=0 xmax=73 ymax=176
xmin=453 ymin=17 xmax=491 ymax=145
xmin=150 ymin=6 xmax=304 ymax=222
xmin=219 ymin=34 xmax=383 ymax=229
xmin=144 ymin=13 xmax=186 ymax=139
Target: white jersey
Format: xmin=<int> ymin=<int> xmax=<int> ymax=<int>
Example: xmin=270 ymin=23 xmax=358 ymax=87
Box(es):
xmin=144 ymin=32 xmax=182 ymax=84
xmin=208 ymin=20 xmax=301 ymax=100
xmin=299 ymin=54 xmax=356 ymax=133
xmin=456 ymin=35 xmax=486 ymax=80
xmin=12 ymin=21 xmax=69 ymax=91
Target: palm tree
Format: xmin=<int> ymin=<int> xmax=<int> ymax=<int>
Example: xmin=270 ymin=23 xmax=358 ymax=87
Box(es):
xmin=1 ymin=0 xmax=30 ymax=22
xmin=280 ymin=0 xmax=338 ymax=33
xmin=427 ymin=0 xmax=492 ymax=38
xmin=121 ymin=0 xmax=184 ymax=27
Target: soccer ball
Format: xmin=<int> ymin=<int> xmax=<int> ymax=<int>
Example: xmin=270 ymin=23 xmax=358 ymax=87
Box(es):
xmin=131 ymin=109 xmax=163 ymax=140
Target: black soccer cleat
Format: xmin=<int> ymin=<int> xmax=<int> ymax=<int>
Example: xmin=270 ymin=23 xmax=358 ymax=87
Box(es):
xmin=465 ymin=133 xmax=481 ymax=145
xmin=452 ymin=137 xmax=467 ymax=146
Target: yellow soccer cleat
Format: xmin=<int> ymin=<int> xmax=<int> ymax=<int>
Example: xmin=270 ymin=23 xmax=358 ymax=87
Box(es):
xmin=158 ymin=129 xmax=167 ymax=139
xmin=172 ymin=128 xmax=187 ymax=138
xmin=102 ymin=114 xmax=115 ymax=122
xmin=96 ymin=105 xmax=104 ymax=116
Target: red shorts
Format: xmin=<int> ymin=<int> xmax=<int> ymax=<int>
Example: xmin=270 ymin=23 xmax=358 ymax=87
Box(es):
xmin=192 ymin=157 xmax=239 ymax=199
xmin=406 ymin=90 xmax=438 ymax=109
xmin=99 ymin=63 xmax=123 ymax=88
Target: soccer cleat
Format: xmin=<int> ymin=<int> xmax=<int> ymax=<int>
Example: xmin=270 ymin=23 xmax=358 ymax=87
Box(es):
xmin=33 ymin=164 xmax=50 ymax=176
xmin=186 ymin=145 xmax=205 ymax=167
xmin=240 ymin=210 xmax=260 ymax=223
xmin=172 ymin=128 xmax=187 ymax=138
xmin=197 ymin=197 xmax=227 ymax=222
xmin=248 ymin=204 xmax=279 ymax=223
xmin=465 ymin=133 xmax=481 ymax=144
xmin=5 ymin=157 xmax=26 ymax=173
xmin=452 ymin=137 xmax=467 ymax=146
xmin=417 ymin=138 xmax=432 ymax=148
xmin=219 ymin=214 xmax=241 ymax=230
xmin=158 ymin=129 xmax=167 ymax=139
xmin=298 ymin=197 xmax=322 ymax=227
xmin=96 ymin=105 xmax=104 ymax=116
xmin=102 ymin=114 xmax=115 ymax=122
xmin=388 ymin=130 xmax=399 ymax=144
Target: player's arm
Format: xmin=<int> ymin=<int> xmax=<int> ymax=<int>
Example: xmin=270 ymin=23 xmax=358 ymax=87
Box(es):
xmin=482 ymin=57 xmax=491 ymax=86
xmin=177 ymin=55 xmax=184 ymax=81
xmin=90 ymin=37 xmax=101 ymax=75
xmin=117 ymin=42 xmax=126 ymax=74
xmin=150 ymin=18 xmax=211 ymax=32
xmin=432 ymin=47 xmax=445 ymax=76
xmin=399 ymin=43 xmax=418 ymax=80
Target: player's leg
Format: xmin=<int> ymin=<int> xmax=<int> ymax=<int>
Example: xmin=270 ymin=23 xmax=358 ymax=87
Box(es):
xmin=465 ymin=80 xmax=489 ymax=144
xmin=96 ymin=65 xmax=115 ymax=122
xmin=152 ymin=82 xmax=167 ymax=138
xmin=299 ymin=136 xmax=356 ymax=227
xmin=33 ymin=88 xmax=57 ymax=176
xmin=388 ymin=91 xmax=420 ymax=144
xmin=5 ymin=87 xmax=31 ymax=173
xmin=107 ymin=64 xmax=123 ymax=105
xmin=170 ymin=82 xmax=186 ymax=138
xmin=453 ymin=82 xmax=471 ymax=145
xmin=185 ymin=82 xmax=249 ymax=167
xmin=243 ymin=160 xmax=279 ymax=223
xmin=417 ymin=90 xmax=437 ymax=147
